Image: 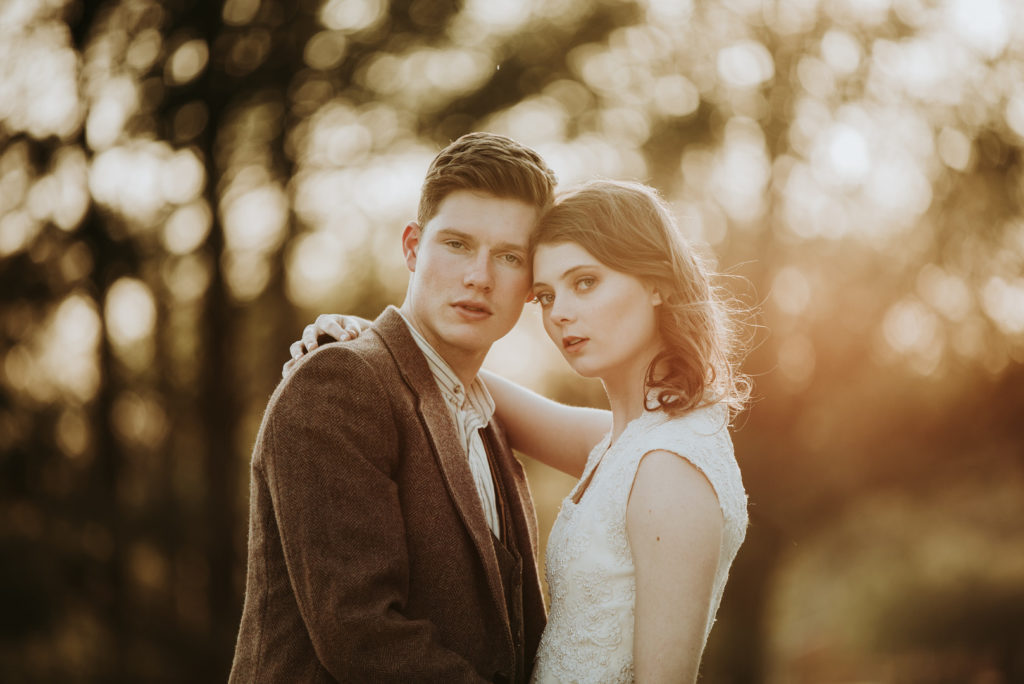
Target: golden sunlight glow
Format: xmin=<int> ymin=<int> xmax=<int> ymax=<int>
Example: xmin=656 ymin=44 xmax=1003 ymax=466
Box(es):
xmin=916 ymin=264 xmax=971 ymax=322
xmin=90 ymin=141 xmax=179 ymax=225
xmin=458 ymin=0 xmax=532 ymax=34
xmin=320 ymin=0 xmax=387 ymax=34
xmin=882 ymin=297 xmax=943 ymax=374
xmin=162 ymin=201 xmax=212 ymax=255
xmin=717 ymin=40 xmax=775 ymax=89
xmin=106 ymin=278 xmax=157 ymax=347
xmin=652 ymin=74 xmax=700 ymax=118
xmin=935 ymin=126 xmax=972 ymax=171
xmin=772 ymin=266 xmax=812 ymax=317
xmin=1005 ymin=92 xmax=1024 ymax=140
xmin=285 ymin=231 xmax=353 ymax=309
xmin=0 ymin=212 xmax=39 ymax=258
xmin=166 ymin=39 xmax=209 ymax=86
xmin=85 ymin=76 xmax=138 ymax=151
xmin=0 ymin=18 xmax=82 ymax=140
xmin=220 ymin=182 xmax=288 ymax=253
xmin=161 ymin=253 xmax=211 ymax=303
xmin=981 ymin=276 xmax=1024 ymax=335
xmin=112 ymin=391 xmax=168 ymax=450
xmin=777 ymin=334 xmax=816 ymax=391
xmin=709 ymin=117 xmax=770 ymax=222
xmin=820 ymin=29 xmax=862 ymax=75
xmin=223 ymin=251 xmax=271 ymax=302
xmin=56 ymin=407 xmax=90 ymax=460
xmin=946 ymin=0 xmax=1010 ymax=59
xmin=483 ymin=96 xmax=569 ymax=148
xmin=160 ymin=148 xmax=205 ymax=205
xmin=219 ymin=174 xmax=289 ymax=301
xmin=304 ymin=30 xmax=348 ymax=71
xmin=222 ymin=0 xmax=260 ymax=26
xmin=363 ymin=47 xmax=494 ymax=112
xmin=35 ymin=293 xmax=102 ymax=404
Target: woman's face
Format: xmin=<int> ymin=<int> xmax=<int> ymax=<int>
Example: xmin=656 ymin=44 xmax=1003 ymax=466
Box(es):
xmin=531 ymin=241 xmax=663 ymax=382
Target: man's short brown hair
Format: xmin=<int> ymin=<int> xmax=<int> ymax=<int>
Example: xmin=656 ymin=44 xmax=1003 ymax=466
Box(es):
xmin=417 ymin=132 xmax=558 ymax=227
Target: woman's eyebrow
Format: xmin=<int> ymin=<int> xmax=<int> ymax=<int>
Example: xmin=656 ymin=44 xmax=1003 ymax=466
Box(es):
xmin=533 ymin=264 xmax=590 ymax=288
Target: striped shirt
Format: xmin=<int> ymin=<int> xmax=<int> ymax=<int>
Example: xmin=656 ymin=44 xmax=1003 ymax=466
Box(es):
xmin=398 ymin=312 xmax=501 ymax=539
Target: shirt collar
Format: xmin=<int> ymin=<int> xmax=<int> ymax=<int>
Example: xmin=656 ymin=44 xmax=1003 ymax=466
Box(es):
xmin=397 ymin=310 xmax=496 ymax=422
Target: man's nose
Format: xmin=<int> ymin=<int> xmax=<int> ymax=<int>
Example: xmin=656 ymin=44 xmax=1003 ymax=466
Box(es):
xmin=463 ymin=252 xmax=493 ymax=291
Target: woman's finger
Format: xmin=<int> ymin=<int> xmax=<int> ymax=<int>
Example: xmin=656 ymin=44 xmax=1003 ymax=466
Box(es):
xmin=317 ymin=313 xmax=346 ymax=341
xmin=302 ymin=323 xmax=319 ymax=351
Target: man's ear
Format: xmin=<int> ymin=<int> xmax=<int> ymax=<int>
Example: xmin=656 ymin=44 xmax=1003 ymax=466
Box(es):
xmin=401 ymin=222 xmax=422 ymax=272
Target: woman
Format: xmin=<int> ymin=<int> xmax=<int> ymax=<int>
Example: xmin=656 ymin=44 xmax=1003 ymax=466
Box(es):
xmin=291 ymin=180 xmax=750 ymax=682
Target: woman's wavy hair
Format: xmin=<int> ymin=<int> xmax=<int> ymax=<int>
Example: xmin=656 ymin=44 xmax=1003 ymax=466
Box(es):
xmin=531 ymin=180 xmax=752 ymax=418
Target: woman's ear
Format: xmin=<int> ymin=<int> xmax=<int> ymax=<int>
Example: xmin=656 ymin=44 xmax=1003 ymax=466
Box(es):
xmin=651 ymin=288 xmax=662 ymax=306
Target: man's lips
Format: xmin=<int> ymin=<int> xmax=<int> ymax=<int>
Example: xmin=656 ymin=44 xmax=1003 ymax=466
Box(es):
xmin=562 ymin=335 xmax=588 ymax=352
xmin=452 ymin=300 xmax=492 ymax=316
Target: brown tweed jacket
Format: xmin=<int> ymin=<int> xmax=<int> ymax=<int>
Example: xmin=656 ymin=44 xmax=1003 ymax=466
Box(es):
xmin=229 ymin=306 xmax=546 ymax=683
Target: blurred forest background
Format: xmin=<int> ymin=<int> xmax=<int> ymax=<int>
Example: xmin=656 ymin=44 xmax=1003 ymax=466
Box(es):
xmin=2 ymin=0 xmax=1024 ymax=681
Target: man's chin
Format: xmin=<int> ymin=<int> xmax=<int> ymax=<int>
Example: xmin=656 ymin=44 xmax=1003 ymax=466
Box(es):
xmin=447 ymin=322 xmax=512 ymax=351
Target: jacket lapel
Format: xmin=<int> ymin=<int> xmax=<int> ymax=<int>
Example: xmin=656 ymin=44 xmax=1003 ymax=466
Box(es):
xmin=372 ymin=307 xmax=510 ymax=624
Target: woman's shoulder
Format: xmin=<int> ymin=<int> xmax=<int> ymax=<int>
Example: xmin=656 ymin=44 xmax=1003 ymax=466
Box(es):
xmin=633 ymin=403 xmax=747 ymax=519
xmin=643 ymin=403 xmax=733 ymax=450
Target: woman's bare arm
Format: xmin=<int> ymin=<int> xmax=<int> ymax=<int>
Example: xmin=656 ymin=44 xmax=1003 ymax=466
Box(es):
xmin=627 ymin=450 xmax=723 ymax=683
xmin=481 ymin=370 xmax=609 ymax=478
xmin=282 ymin=315 xmax=610 ymax=477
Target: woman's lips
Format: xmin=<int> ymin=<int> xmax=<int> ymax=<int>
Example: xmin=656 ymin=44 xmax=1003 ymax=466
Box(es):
xmin=562 ymin=336 xmax=588 ymax=353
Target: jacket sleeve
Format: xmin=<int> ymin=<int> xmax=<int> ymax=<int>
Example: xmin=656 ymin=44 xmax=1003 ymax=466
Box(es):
xmin=258 ymin=346 xmax=488 ymax=682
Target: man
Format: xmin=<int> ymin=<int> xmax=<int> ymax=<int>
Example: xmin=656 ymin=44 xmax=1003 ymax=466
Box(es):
xmin=229 ymin=133 xmax=558 ymax=682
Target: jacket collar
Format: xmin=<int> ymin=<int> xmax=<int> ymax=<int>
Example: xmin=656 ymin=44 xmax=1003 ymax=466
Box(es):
xmin=372 ymin=306 xmax=510 ymax=624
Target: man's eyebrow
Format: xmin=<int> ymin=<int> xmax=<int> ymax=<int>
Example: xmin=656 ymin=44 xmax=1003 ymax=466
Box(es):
xmin=434 ymin=228 xmax=473 ymax=241
xmin=435 ymin=229 xmax=528 ymax=253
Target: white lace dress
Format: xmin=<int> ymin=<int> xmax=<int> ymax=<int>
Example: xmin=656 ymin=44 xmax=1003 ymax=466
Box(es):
xmin=531 ymin=404 xmax=747 ymax=683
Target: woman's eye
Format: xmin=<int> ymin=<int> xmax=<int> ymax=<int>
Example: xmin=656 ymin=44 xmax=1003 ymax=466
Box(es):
xmin=576 ymin=276 xmax=596 ymax=291
xmin=535 ymin=292 xmax=554 ymax=307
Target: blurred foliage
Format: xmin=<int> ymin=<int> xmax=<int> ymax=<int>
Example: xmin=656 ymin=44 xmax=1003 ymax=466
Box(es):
xmin=2 ymin=0 xmax=1023 ymax=681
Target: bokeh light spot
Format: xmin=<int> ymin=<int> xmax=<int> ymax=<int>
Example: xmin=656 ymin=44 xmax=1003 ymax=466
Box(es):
xmin=304 ymin=31 xmax=348 ymax=70
xmin=717 ymin=40 xmax=775 ymax=89
xmin=162 ymin=201 xmax=212 ymax=255
xmin=981 ymin=276 xmax=1024 ymax=335
xmin=166 ymin=39 xmax=209 ymax=86
xmin=772 ymin=266 xmax=812 ymax=316
xmin=320 ymin=0 xmax=387 ymax=34
xmin=106 ymin=278 xmax=157 ymax=346
xmin=220 ymin=182 xmax=288 ymax=253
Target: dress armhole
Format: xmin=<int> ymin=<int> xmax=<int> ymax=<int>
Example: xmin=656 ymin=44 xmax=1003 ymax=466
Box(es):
xmin=626 ymin=447 xmax=725 ymax=523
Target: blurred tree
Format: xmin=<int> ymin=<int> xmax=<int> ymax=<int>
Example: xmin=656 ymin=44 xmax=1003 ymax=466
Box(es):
xmin=2 ymin=0 xmax=1023 ymax=681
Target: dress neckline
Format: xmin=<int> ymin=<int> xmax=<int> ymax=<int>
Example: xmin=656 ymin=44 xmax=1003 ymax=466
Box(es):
xmin=569 ymin=410 xmax=663 ymax=506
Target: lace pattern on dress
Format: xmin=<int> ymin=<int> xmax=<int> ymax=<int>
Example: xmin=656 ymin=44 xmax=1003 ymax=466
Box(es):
xmin=531 ymin=404 xmax=747 ymax=684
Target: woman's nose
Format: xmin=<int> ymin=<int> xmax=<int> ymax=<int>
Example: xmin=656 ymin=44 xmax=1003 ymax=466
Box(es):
xmin=549 ymin=297 xmax=574 ymax=324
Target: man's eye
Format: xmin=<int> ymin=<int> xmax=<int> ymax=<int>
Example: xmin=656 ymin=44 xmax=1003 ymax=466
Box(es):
xmin=501 ymin=254 xmax=523 ymax=265
xmin=445 ymin=240 xmax=465 ymax=249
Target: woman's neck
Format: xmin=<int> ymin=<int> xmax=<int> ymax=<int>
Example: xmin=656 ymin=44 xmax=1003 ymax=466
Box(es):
xmin=602 ymin=346 xmax=663 ymax=444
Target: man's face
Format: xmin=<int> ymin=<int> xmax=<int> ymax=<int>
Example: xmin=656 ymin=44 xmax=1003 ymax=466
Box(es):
xmin=401 ymin=190 xmax=537 ymax=366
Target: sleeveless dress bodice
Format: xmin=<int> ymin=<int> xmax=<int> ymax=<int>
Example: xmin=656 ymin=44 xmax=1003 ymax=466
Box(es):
xmin=531 ymin=404 xmax=748 ymax=683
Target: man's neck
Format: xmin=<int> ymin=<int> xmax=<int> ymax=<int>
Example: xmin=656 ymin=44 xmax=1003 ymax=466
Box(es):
xmin=397 ymin=306 xmax=487 ymax=389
